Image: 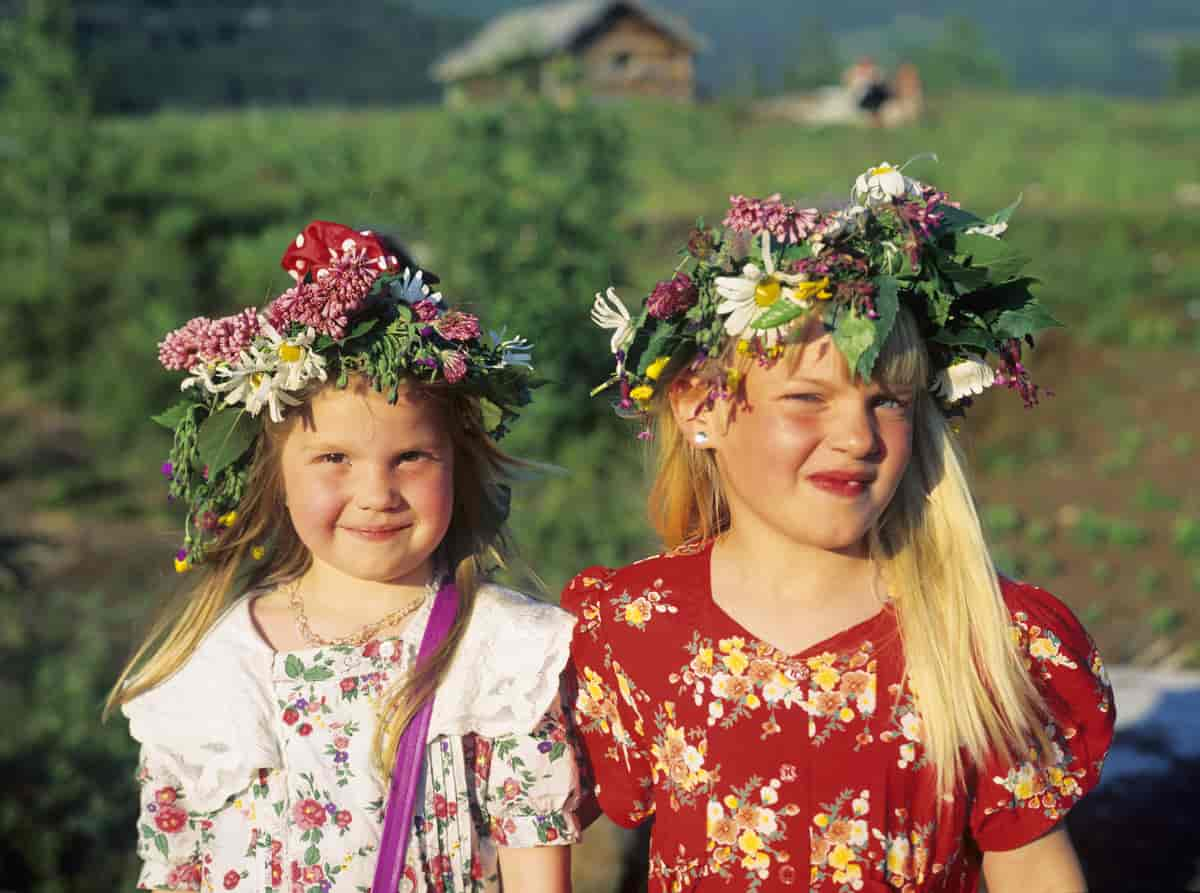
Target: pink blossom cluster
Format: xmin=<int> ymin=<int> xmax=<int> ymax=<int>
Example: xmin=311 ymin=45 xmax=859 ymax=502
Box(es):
xmin=723 ymin=193 xmax=819 ymax=244
xmin=434 ymin=310 xmax=482 ymax=341
xmin=994 ymin=339 xmax=1042 ymax=408
xmin=158 ymin=308 xmax=260 ymax=371
xmin=267 ymin=248 xmax=381 ymax=338
xmin=897 ymin=186 xmax=961 ymax=240
xmin=646 ymin=272 xmax=698 ymax=320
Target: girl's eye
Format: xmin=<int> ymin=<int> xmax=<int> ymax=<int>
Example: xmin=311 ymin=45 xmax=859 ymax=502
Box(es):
xmin=785 ymin=393 xmax=824 ymax=404
xmin=318 ymin=453 xmax=347 ymax=465
xmin=396 ymin=451 xmax=429 ymax=463
xmin=874 ymin=394 xmax=910 ymax=411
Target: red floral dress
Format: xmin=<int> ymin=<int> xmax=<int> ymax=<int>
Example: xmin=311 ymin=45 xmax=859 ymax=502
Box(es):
xmin=562 ymin=541 xmax=1114 ymax=892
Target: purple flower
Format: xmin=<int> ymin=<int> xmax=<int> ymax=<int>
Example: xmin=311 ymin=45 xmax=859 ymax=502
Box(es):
xmin=295 ymin=698 xmax=308 ymax=710
xmin=175 ymin=548 xmax=188 ymax=561
xmin=334 ymin=751 xmax=349 ymax=763
xmin=646 ymin=273 xmax=698 ymax=320
xmin=412 ymin=299 xmax=440 ymax=322
xmin=161 ymin=461 xmax=173 ymax=478
xmin=325 ymin=802 xmax=337 ymax=814
xmin=537 ymin=740 xmax=553 ymax=753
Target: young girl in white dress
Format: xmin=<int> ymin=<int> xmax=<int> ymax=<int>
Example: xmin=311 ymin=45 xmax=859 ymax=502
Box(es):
xmin=108 ymin=221 xmax=585 ymax=892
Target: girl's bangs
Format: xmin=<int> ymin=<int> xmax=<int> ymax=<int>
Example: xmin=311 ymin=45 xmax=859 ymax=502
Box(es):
xmin=873 ymin=309 xmax=930 ymax=393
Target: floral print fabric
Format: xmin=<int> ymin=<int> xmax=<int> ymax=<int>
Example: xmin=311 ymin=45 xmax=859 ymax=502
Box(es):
xmin=129 ymin=589 xmax=584 ymax=892
xmin=563 ymin=542 xmax=1114 ymax=892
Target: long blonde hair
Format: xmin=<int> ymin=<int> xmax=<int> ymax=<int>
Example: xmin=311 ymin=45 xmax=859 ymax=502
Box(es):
xmin=648 ymin=312 xmax=1051 ymax=799
xmin=107 ymin=377 xmax=519 ymax=773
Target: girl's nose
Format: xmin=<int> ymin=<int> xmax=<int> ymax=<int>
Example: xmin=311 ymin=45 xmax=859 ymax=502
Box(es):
xmin=831 ymin=406 xmax=880 ymax=459
xmin=356 ymin=464 xmax=403 ymax=511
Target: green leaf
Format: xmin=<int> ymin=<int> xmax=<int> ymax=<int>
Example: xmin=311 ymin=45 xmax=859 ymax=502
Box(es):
xmin=751 ymin=297 xmax=809 ymax=330
xmin=303 ymin=666 xmax=334 ymax=682
xmin=955 ymin=234 xmax=1029 ymax=282
xmin=338 ymin=318 xmax=377 ymax=344
xmin=995 ymin=301 xmax=1062 ymax=339
xmin=987 ymin=193 xmax=1022 ymax=226
xmin=831 ymin=309 xmax=877 ymax=381
xmin=930 ymin=327 xmax=998 ymax=352
xmin=304 ymin=843 xmax=320 ymax=865
xmin=549 ymin=741 xmax=566 ymax=761
xmin=638 ymin=321 xmax=678 ymax=375
xmin=196 ymin=409 xmax=257 ymax=477
xmin=285 ymin=655 xmax=303 ymax=679
xmin=936 ymin=205 xmax=986 ymax=233
xmin=154 ymin=833 xmax=169 ymax=860
xmin=151 ymin=400 xmax=192 ymax=430
xmin=855 ymin=277 xmax=899 ymax=379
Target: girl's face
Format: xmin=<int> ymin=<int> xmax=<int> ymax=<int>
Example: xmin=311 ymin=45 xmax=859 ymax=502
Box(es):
xmin=279 ymin=383 xmax=455 ymax=586
xmin=684 ymin=331 xmax=915 ymax=555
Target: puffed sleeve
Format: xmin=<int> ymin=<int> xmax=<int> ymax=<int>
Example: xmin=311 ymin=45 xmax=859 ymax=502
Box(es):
xmin=133 ymin=745 xmax=206 ymax=891
xmin=561 ymin=567 xmax=656 ymax=829
xmin=970 ymin=580 xmax=1116 ymax=851
xmin=480 ymin=691 xmax=587 ymax=847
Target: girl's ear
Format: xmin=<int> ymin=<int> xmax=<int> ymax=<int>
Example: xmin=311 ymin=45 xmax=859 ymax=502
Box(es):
xmin=667 ymin=376 xmax=720 ymax=451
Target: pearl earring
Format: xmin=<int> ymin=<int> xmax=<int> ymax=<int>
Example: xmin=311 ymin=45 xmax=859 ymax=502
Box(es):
xmin=694 ymin=432 xmax=709 ymax=446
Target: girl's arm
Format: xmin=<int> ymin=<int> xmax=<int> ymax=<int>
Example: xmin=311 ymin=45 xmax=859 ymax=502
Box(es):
xmin=981 ymin=827 xmax=1086 ymax=893
xmin=498 ymin=845 xmax=572 ymax=892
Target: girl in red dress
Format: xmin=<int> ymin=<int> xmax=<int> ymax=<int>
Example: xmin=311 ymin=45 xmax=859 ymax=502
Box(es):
xmin=565 ymin=164 xmax=1114 ymax=892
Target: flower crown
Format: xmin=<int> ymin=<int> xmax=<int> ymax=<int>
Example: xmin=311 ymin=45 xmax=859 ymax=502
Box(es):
xmin=591 ymin=161 xmax=1057 ymax=425
xmin=155 ymin=220 xmax=535 ymax=572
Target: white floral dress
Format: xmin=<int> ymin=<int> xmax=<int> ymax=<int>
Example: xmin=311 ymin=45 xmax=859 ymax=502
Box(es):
xmin=123 ymin=584 xmax=586 ymax=892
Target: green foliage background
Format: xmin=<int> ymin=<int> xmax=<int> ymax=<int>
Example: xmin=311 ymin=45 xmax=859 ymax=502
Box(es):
xmin=2 ymin=2 xmax=1199 ymax=890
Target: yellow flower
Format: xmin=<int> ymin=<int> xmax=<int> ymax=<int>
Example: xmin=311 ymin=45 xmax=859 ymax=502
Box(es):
xmin=629 ymin=385 xmax=654 ymax=402
xmin=722 ymin=650 xmax=749 ymax=675
xmin=754 ymin=279 xmax=781 ymax=307
xmin=839 ymin=706 xmax=855 ymax=722
xmin=724 ymin=794 xmax=740 ymax=810
xmin=1030 ymin=637 xmax=1059 ymax=660
xmin=828 ymin=843 xmax=855 ymax=871
xmin=736 ymin=339 xmax=751 ymax=355
xmin=645 ymin=356 xmax=670 ymax=381
xmin=737 ymin=829 xmax=763 ymax=854
xmin=746 ymin=693 xmax=761 ymax=709
xmin=813 ymin=813 xmax=829 ymax=828
xmin=218 ymin=511 xmax=238 ymax=527
xmin=726 ymin=368 xmax=742 ymax=389
xmin=794 ymin=276 xmax=832 ymax=302
xmin=251 ymin=545 xmax=266 ymax=560
xmin=278 ymin=343 xmax=303 ymax=363
xmin=814 ymin=666 xmax=840 ymax=692
xmin=624 ymin=601 xmax=648 ymax=625
xmin=174 ymin=557 xmax=190 ymax=574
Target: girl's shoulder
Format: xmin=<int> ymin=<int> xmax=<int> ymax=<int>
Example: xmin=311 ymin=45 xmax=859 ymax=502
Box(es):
xmin=560 ymin=540 xmax=711 ymax=619
xmin=998 ymin=576 xmax=1100 ymax=653
xmin=428 ymin=583 xmax=576 ymax=740
xmin=121 ymin=596 xmax=281 ymax=811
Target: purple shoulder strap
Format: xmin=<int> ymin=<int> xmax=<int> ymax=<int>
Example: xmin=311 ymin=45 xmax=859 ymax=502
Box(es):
xmin=371 ymin=579 xmax=459 ymax=893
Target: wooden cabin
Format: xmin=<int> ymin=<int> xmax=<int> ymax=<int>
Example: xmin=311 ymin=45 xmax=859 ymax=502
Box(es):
xmin=432 ymin=0 xmax=706 ymax=103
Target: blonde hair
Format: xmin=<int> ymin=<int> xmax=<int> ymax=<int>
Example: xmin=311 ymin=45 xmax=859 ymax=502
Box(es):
xmin=648 ymin=312 xmax=1050 ymax=799
xmin=107 ymin=377 xmax=519 ymax=774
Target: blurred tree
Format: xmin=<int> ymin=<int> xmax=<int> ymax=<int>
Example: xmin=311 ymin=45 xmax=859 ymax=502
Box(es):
xmin=1174 ymin=42 xmax=1200 ymax=93
xmin=903 ymin=15 xmax=1011 ymax=94
xmin=781 ymin=17 xmax=842 ymax=91
xmin=424 ymin=98 xmax=654 ymax=582
xmin=0 ymin=0 xmax=104 ymax=409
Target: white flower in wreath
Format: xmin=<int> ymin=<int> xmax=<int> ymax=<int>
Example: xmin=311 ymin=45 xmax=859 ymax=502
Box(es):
xmin=181 ymin=362 xmax=223 ymax=396
xmin=258 ymin=321 xmax=327 ymax=392
xmin=809 ymin=204 xmax=867 ymax=256
xmin=219 ymin=363 xmax=303 ymax=423
xmin=853 ymin=162 xmax=919 ymax=207
xmin=492 ymin=331 xmax=534 ymax=368
xmin=932 ymin=358 xmax=996 ymax=405
xmin=715 ymin=232 xmax=810 ymax=344
xmin=591 ymin=287 xmax=635 ymax=370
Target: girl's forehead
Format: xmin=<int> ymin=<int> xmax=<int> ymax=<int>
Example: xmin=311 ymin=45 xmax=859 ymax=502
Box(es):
xmin=296 ymin=384 xmax=447 ymax=440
